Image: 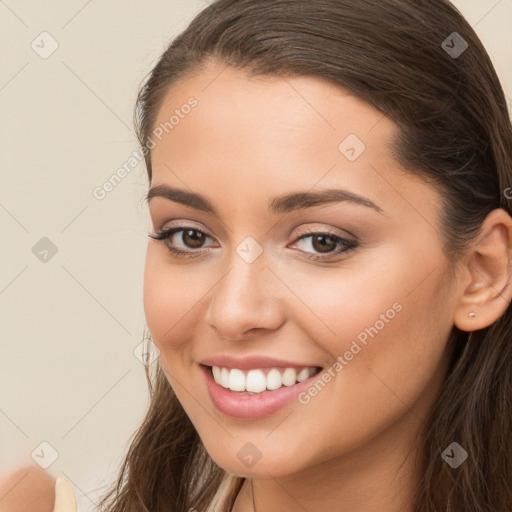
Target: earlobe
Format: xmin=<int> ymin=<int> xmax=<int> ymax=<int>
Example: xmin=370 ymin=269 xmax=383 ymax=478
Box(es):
xmin=453 ymin=208 xmax=512 ymax=332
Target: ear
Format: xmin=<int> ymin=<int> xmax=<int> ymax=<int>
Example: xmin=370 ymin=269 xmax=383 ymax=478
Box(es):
xmin=454 ymin=208 xmax=512 ymax=332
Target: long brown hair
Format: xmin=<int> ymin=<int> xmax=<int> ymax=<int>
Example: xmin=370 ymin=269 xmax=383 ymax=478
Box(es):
xmin=98 ymin=1 xmax=512 ymax=510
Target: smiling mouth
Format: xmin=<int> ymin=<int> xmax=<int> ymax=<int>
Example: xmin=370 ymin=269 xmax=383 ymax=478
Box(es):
xmin=204 ymin=364 xmax=323 ymax=394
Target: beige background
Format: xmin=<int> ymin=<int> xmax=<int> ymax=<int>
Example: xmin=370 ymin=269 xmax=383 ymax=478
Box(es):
xmin=1 ymin=1 xmax=511 ymax=510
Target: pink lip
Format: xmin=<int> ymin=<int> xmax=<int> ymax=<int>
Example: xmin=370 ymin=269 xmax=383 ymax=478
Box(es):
xmin=199 ymin=354 xmax=320 ymax=370
xmin=200 ymin=364 xmax=322 ymax=419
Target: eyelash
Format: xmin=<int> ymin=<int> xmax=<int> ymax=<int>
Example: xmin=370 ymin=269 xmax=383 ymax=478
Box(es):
xmin=148 ymin=226 xmax=358 ymax=261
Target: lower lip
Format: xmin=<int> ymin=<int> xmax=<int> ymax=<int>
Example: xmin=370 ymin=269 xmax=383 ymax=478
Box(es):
xmin=200 ymin=364 xmax=322 ymax=420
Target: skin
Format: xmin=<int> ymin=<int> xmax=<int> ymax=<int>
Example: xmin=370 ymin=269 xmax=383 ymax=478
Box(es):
xmin=0 ymin=465 xmax=54 ymax=512
xmin=0 ymin=466 xmax=76 ymax=512
xmin=143 ymin=61 xmax=512 ymax=512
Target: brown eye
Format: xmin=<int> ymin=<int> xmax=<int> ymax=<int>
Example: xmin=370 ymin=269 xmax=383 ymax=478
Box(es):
xmin=148 ymin=226 xmax=216 ymax=258
xmin=182 ymin=229 xmax=206 ymax=248
xmin=310 ymin=234 xmax=338 ymax=253
xmin=291 ymin=231 xmax=358 ymax=261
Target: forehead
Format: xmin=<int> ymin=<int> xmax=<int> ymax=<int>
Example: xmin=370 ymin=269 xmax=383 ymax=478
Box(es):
xmin=152 ymin=63 xmax=394 ymax=152
xmin=149 ymin=63 xmax=440 ymax=220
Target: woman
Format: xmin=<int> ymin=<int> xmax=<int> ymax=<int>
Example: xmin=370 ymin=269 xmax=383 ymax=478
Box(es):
xmin=93 ymin=0 xmax=512 ymax=510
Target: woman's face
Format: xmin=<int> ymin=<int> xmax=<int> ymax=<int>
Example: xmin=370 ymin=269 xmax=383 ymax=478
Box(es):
xmin=143 ymin=62 xmax=459 ymax=479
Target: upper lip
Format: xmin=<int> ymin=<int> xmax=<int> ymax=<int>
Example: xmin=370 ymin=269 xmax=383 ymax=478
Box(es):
xmin=199 ymin=355 xmax=322 ymax=370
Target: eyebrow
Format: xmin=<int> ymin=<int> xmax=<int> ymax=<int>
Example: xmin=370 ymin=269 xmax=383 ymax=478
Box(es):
xmin=145 ymin=184 xmax=384 ymax=214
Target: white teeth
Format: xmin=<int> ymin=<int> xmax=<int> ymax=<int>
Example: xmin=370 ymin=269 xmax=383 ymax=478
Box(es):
xmin=220 ymin=367 xmax=230 ymax=388
xmin=297 ymin=367 xmax=310 ymax=382
xmin=266 ymin=368 xmax=282 ymax=390
xmin=211 ymin=366 xmax=319 ymax=393
xmin=229 ymin=369 xmax=245 ymax=391
xmin=281 ymin=368 xmax=297 ymax=386
xmin=246 ymin=369 xmax=267 ymax=393
xmin=212 ymin=366 xmax=221 ymax=383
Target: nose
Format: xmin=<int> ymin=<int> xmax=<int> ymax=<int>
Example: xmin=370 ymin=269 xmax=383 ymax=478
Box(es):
xmin=205 ymin=248 xmax=286 ymax=341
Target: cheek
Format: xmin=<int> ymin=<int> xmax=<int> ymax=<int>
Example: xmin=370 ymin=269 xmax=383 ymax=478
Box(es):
xmin=286 ymin=256 xmax=454 ymax=411
xmin=285 ymin=246 xmax=452 ymax=356
xmin=281 ymin=260 xmax=405 ymax=357
xmin=142 ymin=253 xmax=206 ymax=401
xmin=143 ymin=254 xmax=171 ymax=343
xmin=270 ymin=272 xmax=455 ymax=469
xmin=142 ymin=250 xmax=205 ymax=350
